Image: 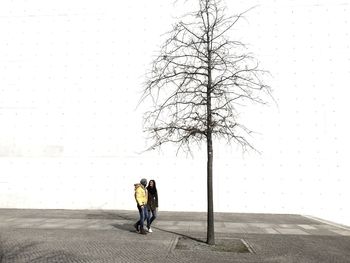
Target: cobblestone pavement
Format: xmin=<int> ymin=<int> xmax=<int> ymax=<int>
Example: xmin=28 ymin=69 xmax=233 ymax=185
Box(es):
xmin=0 ymin=209 xmax=349 ymax=262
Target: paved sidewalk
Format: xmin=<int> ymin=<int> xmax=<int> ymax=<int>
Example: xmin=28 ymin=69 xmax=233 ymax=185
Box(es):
xmin=0 ymin=209 xmax=349 ymax=262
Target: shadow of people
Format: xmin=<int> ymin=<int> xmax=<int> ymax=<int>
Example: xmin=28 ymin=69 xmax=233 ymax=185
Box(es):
xmin=86 ymin=211 xmax=141 ymax=233
xmin=110 ymin=223 xmax=138 ymax=233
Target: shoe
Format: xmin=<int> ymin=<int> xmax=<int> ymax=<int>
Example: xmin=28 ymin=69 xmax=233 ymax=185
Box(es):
xmin=134 ymin=223 xmax=139 ymax=232
xmin=148 ymin=227 xmax=153 ymax=233
xmin=140 ymin=228 xmax=147 ymax=235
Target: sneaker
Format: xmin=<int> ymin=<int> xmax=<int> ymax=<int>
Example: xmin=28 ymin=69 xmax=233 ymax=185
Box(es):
xmin=148 ymin=227 xmax=153 ymax=233
xmin=133 ymin=223 xmax=139 ymax=232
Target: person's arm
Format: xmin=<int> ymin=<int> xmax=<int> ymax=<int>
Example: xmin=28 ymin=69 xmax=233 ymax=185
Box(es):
xmin=155 ymin=191 xmax=158 ymax=208
xmin=135 ymin=188 xmax=144 ymax=206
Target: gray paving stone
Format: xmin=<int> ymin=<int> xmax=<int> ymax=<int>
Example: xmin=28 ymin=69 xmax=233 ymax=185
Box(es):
xmin=250 ymin=223 xmax=273 ymax=228
xmin=223 ymin=227 xmax=247 ymax=233
xmin=37 ymin=223 xmax=66 ymax=229
xmin=275 ymin=228 xmax=310 ymax=235
xmin=298 ymin=224 xmax=317 ymax=230
xmin=224 ymin=222 xmax=247 ymax=228
xmin=264 ymin=228 xmax=279 ymax=234
xmin=330 ymin=229 xmax=350 ymax=236
xmin=304 ymin=229 xmax=340 ymax=236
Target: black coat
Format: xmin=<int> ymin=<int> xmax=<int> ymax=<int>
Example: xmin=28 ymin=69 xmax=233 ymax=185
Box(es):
xmin=147 ymin=190 xmax=158 ymax=210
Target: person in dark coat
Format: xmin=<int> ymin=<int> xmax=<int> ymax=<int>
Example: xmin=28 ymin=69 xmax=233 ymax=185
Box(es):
xmin=146 ymin=179 xmax=158 ymax=233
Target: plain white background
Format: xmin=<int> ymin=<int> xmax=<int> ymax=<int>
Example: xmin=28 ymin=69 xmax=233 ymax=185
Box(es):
xmin=0 ymin=0 xmax=349 ymax=226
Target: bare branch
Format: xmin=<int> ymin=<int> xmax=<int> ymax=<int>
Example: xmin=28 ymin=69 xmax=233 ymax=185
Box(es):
xmin=141 ymin=0 xmax=271 ymax=154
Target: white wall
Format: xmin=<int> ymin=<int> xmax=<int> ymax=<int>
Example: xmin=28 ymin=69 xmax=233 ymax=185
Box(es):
xmin=0 ymin=0 xmax=349 ymax=226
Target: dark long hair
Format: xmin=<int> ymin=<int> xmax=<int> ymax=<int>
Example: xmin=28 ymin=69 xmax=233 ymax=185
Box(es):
xmin=147 ymin=180 xmax=157 ymax=195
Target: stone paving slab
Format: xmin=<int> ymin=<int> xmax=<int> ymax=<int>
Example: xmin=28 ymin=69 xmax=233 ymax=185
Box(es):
xmin=265 ymin=228 xmax=279 ymax=234
xmin=1 ymin=216 xmax=350 ymax=236
xmin=275 ymin=228 xmax=309 ymax=235
xmin=331 ymin=229 xmax=350 ymax=236
xmin=298 ymin=224 xmax=317 ymax=230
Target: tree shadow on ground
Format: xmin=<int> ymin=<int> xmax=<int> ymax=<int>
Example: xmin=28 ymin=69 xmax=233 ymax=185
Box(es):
xmin=152 ymin=227 xmax=206 ymax=244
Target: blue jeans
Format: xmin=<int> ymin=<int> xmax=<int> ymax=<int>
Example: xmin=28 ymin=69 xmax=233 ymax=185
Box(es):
xmin=136 ymin=205 xmax=148 ymax=229
xmin=147 ymin=208 xmax=157 ymax=228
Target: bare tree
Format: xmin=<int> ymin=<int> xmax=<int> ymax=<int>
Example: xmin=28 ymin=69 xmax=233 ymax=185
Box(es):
xmin=140 ymin=0 xmax=271 ymax=245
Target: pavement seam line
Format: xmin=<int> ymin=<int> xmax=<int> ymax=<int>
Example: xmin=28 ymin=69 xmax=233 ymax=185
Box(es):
xmin=240 ymin=238 xmax=256 ymax=254
xmin=165 ymin=235 xmax=178 ymax=258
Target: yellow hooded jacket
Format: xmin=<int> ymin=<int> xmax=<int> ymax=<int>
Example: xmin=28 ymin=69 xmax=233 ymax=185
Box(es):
xmin=134 ymin=183 xmax=147 ymax=206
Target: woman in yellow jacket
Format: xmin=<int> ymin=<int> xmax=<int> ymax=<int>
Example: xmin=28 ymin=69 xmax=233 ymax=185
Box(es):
xmin=134 ymin=178 xmax=148 ymax=235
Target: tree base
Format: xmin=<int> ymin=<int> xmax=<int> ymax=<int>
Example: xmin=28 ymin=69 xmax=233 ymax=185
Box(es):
xmin=175 ymin=236 xmax=253 ymax=253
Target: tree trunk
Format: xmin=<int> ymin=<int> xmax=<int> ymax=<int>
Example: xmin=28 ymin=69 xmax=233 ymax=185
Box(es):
xmin=207 ymin=131 xmax=215 ymax=245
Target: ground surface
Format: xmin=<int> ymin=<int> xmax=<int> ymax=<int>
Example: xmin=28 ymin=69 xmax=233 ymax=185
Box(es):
xmin=0 ymin=209 xmax=349 ymax=262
